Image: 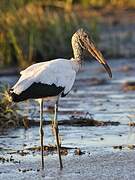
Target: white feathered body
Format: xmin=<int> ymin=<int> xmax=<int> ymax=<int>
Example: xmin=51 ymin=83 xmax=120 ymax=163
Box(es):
xmin=10 ymin=58 xmax=80 ymax=101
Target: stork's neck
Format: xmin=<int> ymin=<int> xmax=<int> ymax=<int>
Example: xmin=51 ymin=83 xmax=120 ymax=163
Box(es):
xmin=72 ymin=42 xmax=83 ymax=63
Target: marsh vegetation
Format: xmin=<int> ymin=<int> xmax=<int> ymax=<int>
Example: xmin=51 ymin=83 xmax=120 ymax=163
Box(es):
xmin=0 ymin=0 xmax=135 ymax=68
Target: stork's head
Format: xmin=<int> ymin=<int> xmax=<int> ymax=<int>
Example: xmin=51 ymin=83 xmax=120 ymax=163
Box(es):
xmin=72 ymin=28 xmax=112 ymax=78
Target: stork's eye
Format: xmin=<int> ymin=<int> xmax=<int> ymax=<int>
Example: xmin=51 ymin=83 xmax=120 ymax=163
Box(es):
xmin=84 ymin=35 xmax=88 ymax=38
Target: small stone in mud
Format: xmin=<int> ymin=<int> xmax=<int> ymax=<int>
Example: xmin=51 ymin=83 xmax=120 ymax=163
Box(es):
xmin=75 ymin=171 xmax=81 ymax=174
xmin=100 ymin=137 xmax=104 ymax=140
xmin=22 ymin=169 xmax=27 ymax=173
xmin=10 ymin=156 xmax=14 ymax=162
xmin=113 ymin=145 xmax=123 ymax=150
xmin=74 ymin=148 xmax=84 ymax=155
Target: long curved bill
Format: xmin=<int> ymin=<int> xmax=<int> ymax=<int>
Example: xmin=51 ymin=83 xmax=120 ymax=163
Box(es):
xmin=84 ymin=40 xmax=112 ymax=78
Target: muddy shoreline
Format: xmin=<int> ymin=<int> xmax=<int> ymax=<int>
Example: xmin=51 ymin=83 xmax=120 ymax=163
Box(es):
xmin=1 ymin=151 xmax=135 ymax=180
xmin=1 ymin=59 xmax=135 ymax=179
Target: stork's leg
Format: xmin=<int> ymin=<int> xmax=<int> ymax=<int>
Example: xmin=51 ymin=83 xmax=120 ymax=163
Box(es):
xmin=39 ymin=98 xmax=44 ymax=170
xmin=54 ymin=98 xmax=63 ymax=170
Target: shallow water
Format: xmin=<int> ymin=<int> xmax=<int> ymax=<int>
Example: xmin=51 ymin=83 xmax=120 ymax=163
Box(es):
xmin=1 ymin=59 xmax=135 ymax=179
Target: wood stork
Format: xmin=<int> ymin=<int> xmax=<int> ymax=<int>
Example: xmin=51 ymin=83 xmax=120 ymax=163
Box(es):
xmin=9 ymin=28 xmax=112 ymax=170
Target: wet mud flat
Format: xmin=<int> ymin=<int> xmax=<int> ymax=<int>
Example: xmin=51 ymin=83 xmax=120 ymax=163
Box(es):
xmin=1 ymin=150 xmax=135 ymax=180
xmin=1 ymin=59 xmax=135 ymax=179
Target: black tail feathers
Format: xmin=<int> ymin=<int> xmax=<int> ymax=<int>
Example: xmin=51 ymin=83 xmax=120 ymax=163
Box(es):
xmin=8 ymin=89 xmax=20 ymax=102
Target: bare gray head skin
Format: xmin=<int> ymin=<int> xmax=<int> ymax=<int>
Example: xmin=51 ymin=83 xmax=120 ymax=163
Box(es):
xmin=72 ymin=28 xmax=112 ymax=78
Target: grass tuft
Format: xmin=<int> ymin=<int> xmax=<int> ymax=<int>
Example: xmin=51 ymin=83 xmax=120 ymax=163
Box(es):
xmin=0 ymin=85 xmax=22 ymax=130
